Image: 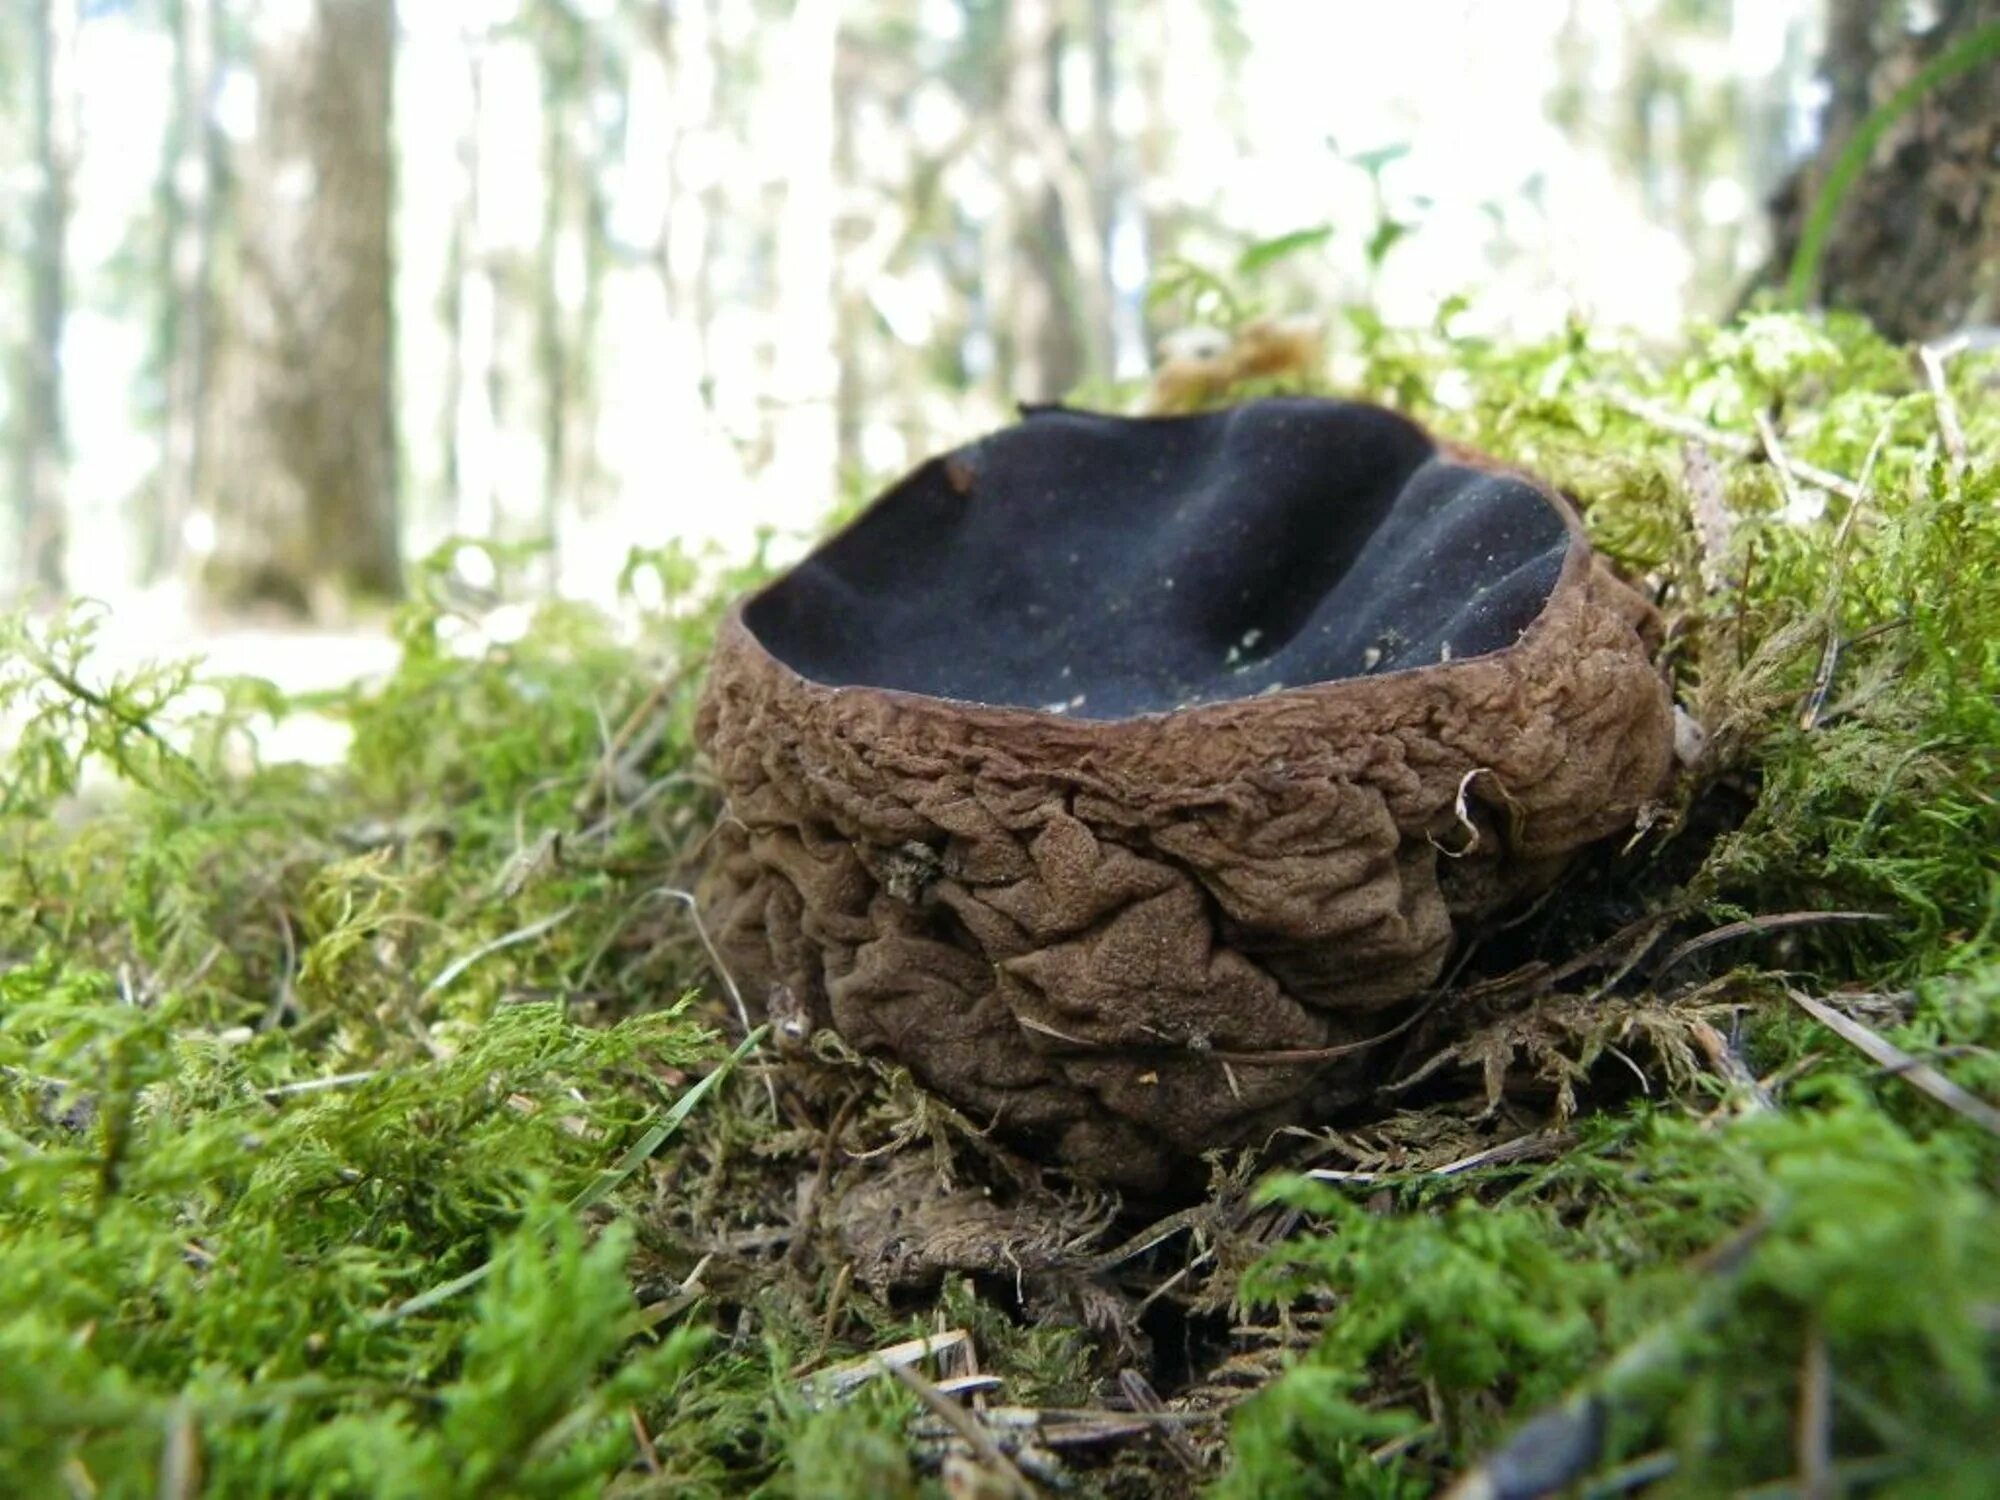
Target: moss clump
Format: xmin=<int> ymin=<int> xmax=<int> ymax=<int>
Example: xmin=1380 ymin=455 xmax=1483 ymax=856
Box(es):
xmin=1184 ymin=305 xmax=2000 ymax=1496
xmin=1 ymin=547 xmax=781 ymax=1493
xmin=3 ymin=306 xmax=1998 ymax=1497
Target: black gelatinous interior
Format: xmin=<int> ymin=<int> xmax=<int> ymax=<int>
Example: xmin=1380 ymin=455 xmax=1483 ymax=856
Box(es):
xmin=744 ymin=397 xmax=1572 ymax=721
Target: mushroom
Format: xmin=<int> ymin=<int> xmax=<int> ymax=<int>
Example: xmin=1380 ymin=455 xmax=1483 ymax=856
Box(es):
xmin=697 ymin=397 xmax=1673 ymax=1189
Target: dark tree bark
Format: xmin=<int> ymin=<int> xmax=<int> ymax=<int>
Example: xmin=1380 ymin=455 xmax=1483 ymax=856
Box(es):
xmin=12 ymin=0 xmax=76 ymax=595
xmin=202 ymin=0 xmax=400 ymax=613
xmin=1763 ymin=0 xmax=2000 ymax=340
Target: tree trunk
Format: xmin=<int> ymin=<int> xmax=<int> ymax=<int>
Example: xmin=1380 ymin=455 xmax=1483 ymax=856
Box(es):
xmin=538 ymin=18 xmax=609 ymax=566
xmin=765 ymin=0 xmax=842 ymax=530
xmin=1130 ymin=0 xmax=1179 ymax=362
xmin=436 ymin=29 xmax=478 ymax=545
xmin=152 ymin=0 xmax=220 ymax=583
xmin=999 ymin=0 xmax=1084 ymax=403
xmin=202 ymin=0 xmax=400 ymax=614
xmin=832 ymin=27 xmax=865 ymax=481
xmin=1083 ymin=0 xmax=1120 ymax=379
xmin=12 ymin=0 xmax=77 ymax=596
xmin=536 ymin=48 xmax=571 ymax=569
xmin=1762 ymin=0 xmax=2000 ymax=340
xmin=664 ymin=0 xmax=720 ymax=402
xmin=451 ymin=32 xmax=508 ymax=544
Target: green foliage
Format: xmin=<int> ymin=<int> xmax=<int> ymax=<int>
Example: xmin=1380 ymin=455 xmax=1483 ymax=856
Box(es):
xmin=1222 ymin=1094 xmax=2000 ymax=1496
xmin=0 ymin=605 xmax=204 ymax=813
xmin=1153 ymin=141 xmax=1424 ymax=335
xmin=0 ymin=981 xmax=720 ymax=1493
xmin=1242 ymin=1187 xmax=1609 ymax=1400
xmin=1234 ymin=226 xmax=1335 ymax=279
xmin=1222 ymin=1188 xmax=1599 ymax=1498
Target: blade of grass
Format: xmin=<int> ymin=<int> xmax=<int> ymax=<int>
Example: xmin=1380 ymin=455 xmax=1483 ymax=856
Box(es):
xmin=568 ymin=1024 xmax=769 ymax=1213
xmin=1786 ymin=21 xmax=2000 ymax=307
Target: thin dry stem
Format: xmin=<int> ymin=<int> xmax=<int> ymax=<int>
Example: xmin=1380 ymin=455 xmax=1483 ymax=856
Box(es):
xmin=1306 ymin=1131 xmax=1574 ymax=1185
xmin=1598 ymin=387 xmax=1865 ymax=503
xmin=1787 ymin=989 xmax=2000 ymax=1137
xmin=1654 ymin=911 xmax=1888 ymax=981
xmin=1796 ymin=1318 xmax=1833 ymax=1500
xmin=1682 ymin=439 xmax=1735 ymax=595
xmin=1754 ymin=411 xmax=1807 ymax=518
xmin=654 ymin=885 xmax=777 ymax=1116
xmin=1917 ymin=340 xmax=1968 ymax=476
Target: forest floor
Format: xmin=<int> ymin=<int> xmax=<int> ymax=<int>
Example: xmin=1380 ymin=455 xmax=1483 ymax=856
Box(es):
xmin=2 ymin=308 xmax=1996 ymax=1498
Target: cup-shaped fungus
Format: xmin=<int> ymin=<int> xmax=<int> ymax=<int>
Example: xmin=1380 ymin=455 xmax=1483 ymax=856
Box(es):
xmin=696 ymin=397 xmax=1673 ymax=1189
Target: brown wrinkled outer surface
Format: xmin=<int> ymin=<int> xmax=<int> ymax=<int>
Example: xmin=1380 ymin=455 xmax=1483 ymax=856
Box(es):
xmin=696 ymin=448 xmax=1673 ymax=1190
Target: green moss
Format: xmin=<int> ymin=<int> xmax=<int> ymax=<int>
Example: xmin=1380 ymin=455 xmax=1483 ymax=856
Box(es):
xmin=4 ymin=307 xmax=1998 ymax=1495
xmin=786 ymin=1394 xmax=924 ymax=1500
xmin=1197 ymin=304 xmax=2000 ymax=1495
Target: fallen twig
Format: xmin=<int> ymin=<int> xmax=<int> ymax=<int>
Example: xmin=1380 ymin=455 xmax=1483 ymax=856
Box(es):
xmin=653 ymin=885 xmax=778 ymax=1115
xmin=1017 ymin=992 xmax=1441 ymax=1068
xmin=1119 ymin=1368 xmax=1204 ymax=1473
xmin=936 ymin=1374 xmax=1006 ymax=1400
xmin=159 ymin=1397 xmax=202 ymax=1500
xmin=653 ymin=887 xmax=746 ymax=1027
xmin=1755 ymin=411 xmax=1810 ymax=520
xmin=1800 ymin=611 xmax=1908 ymax=727
xmin=1796 ymin=427 xmax=1889 ymax=732
xmin=803 ymin=1329 xmax=972 ymax=1404
xmin=1579 ymin=1451 xmax=1679 ymax=1497
xmin=1206 ymin=994 xmax=1439 ymax=1065
xmin=627 ymin=1406 xmax=662 ymax=1475
xmin=1682 ymin=440 xmax=1734 ymax=594
xmin=622 ymin=1253 xmax=713 ymax=1338
xmin=888 ymin=1357 xmax=1036 ymax=1499
xmin=916 ymin=1404 xmax=1224 ymax=1448
xmin=1080 ymin=1204 xmax=1213 ymax=1274
xmin=572 ymin=670 xmax=687 ymax=818
xmin=261 ymin=1069 xmax=379 ymax=1101
xmin=262 ymin=900 xmax=299 ymax=1032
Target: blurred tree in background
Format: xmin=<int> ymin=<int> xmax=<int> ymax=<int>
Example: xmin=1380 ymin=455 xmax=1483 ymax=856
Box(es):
xmin=11 ymin=0 xmax=77 ymax=595
xmin=151 ymin=0 xmax=221 ymax=586
xmin=9 ymin=0 xmax=1981 ymax=626
xmin=201 ymin=0 xmax=400 ymax=611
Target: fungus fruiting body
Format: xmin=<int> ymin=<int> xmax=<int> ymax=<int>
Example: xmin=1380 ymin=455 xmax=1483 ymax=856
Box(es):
xmin=697 ymin=397 xmax=1673 ymax=1188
